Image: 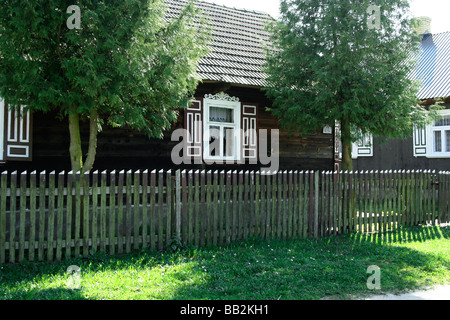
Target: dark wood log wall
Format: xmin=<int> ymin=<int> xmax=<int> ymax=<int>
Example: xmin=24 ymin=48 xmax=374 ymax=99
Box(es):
xmin=354 ymin=101 xmax=450 ymax=172
xmin=1 ymin=83 xmax=334 ymax=172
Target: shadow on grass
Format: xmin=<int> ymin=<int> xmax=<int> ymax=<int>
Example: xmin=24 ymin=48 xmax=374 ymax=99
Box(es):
xmin=2 ymin=225 xmax=449 ymax=300
xmin=352 ymin=225 xmax=449 ymax=245
xmin=4 ymin=288 xmax=88 ymax=300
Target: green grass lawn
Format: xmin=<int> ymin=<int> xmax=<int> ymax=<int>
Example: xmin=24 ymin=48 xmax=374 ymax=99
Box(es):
xmin=1 ymin=225 xmax=449 ymax=300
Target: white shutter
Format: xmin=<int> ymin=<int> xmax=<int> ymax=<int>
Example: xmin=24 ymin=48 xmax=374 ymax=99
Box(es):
xmin=0 ymin=98 xmax=4 ymax=162
xmin=334 ymin=122 xmax=342 ymax=171
xmin=5 ymin=104 xmax=32 ymax=161
xmin=241 ymin=103 xmax=258 ymax=163
xmin=184 ymin=99 xmax=203 ymax=164
xmin=413 ymin=125 xmax=427 ymax=157
xmin=352 ymin=133 xmax=373 ymax=159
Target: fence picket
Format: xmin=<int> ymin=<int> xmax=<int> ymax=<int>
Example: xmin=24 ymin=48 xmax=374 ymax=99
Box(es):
xmin=225 ymin=171 xmax=232 ymax=245
xmin=9 ymin=171 xmax=17 ymax=263
xmin=91 ymin=170 xmax=98 ymax=254
xmin=442 ymin=172 xmax=449 ymax=223
xmin=66 ymin=172 xmax=73 ymax=259
xmin=219 ymin=171 xmax=226 ymax=246
xmin=200 ymin=170 xmax=206 ymax=247
xmin=0 ymin=172 xmax=6 ymax=264
xmin=19 ymin=171 xmax=27 ymax=262
xmin=236 ymin=171 xmax=247 ymax=240
xmin=149 ymin=170 xmax=156 ymax=250
xmin=158 ymin=170 xmax=165 ymax=251
xmin=167 ymin=170 xmax=173 ymax=247
xmin=206 ymin=170 xmax=212 ymax=246
xmin=241 ymin=171 xmax=247 ymax=240
xmin=134 ymin=170 xmax=141 ymax=251
xmin=125 ymin=170 xmax=132 ymax=253
xmin=412 ymin=170 xmax=417 ymax=227
xmin=261 ymin=172 xmax=267 ymax=239
xmin=29 ymin=171 xmax=37 ymax=261
xmin=38 ymin=171 xmax=46 ymax=261
xmin=274 ymin=172 xmax=280 ymax=239
xmin=232 ymin=171 xmax=238 ymax=243
xmin=142 ymin=170 xmax=149 ymax=250
xmin=100 ymin=170 xmax=108 ymax=253
xmin=181 ymin=170 xmax=188 ymax=246
xmin=56 ymin=171 xmax=65 ymax=261
xmin=212 ymin=171 xmax=218 ymax=246
xmin=255 ymin=171 xmax=261 ymax=238
xmin=117 ymin=171 xmax=124 ymax=254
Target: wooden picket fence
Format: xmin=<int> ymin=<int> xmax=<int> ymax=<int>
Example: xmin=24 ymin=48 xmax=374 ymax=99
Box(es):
xmin=1 ymin=169 xmax=449 ymax=264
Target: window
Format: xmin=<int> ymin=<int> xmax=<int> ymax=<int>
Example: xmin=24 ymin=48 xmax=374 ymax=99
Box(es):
xmin=430 ymin=111 xmax=450 ymax=157
xmin=414 ymin=109 xmax=450 ymax=158
xmin=352 ymin=132 xmax=373 ymax=159
xmin=183 ymin=92 xmax=258 ymax=165
xmin=334 ymin=124 xmax=374 ymax=165
xmin=203 ymin=98 xmax=241 ymax=162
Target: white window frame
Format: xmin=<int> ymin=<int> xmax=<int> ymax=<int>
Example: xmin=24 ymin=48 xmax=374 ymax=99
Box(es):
xmin=352 ymin=132 xmax=373 ymax=159
xmin=426 ymin=109 xmax=450 ymax=158
xmin=203 ymin=98 xmax=241 ymax=162
xmin=0 ymin=98 xmax=4 ymax=162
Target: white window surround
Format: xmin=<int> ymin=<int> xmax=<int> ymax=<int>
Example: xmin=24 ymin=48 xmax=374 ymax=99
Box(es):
xmin=334 ymin=123 xmax=374 ymax=160
xmin=352 ymin=132 xmax=373 ymax=159
xmin=425 ymin=109 xmax=450 ymax=158
xmin=203 ymin=97 xmax=241 ymax=162
xmin=0 ymin=98 xmax=4 ymax=161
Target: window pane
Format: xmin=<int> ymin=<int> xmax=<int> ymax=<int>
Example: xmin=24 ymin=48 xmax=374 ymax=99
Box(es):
xmin=210 ymin=107 xmax=234 ymax=123
xmin=446 ymin=130 xmax=450 ymax=152
xmin=208 ymin=126 xmax=220 ymax=157
xmin=434 ymin=131 xmax=442 ymax=152
xmin=223 ymin=127 xmax=235 ymax=157
xmin=363 ymin=134 xmax=371 ymax=147
xmin=435 ymin=115 xmax=450 ymax=127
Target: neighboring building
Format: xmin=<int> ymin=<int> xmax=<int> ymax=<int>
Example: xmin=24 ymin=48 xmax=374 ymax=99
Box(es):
xmin=350 ymin=17 xmax=450 ymax=171
xmin=0 ymin=0 xmax=335 ymax=172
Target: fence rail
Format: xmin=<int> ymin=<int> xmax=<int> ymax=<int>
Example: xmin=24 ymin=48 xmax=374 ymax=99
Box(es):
xmin=1 ymin=169 xmax=449 ymax=264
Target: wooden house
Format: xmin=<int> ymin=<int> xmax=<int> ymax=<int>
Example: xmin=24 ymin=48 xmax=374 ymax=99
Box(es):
xmin=351 ymin=29 xmax=450 ymax=171
xmin=0 ymin=0 xmax=335 ymax=173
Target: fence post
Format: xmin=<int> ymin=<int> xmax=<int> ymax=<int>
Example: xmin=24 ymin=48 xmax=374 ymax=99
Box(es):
xmin=175 ymin=169 xmax=181 ymax=241
xmin=314 ymin=171 xmax=319 ymax=239
xmin=0 ymin=171 xmax=7 ymax=264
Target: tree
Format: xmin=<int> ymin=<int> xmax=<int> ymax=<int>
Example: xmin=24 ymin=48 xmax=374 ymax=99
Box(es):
xmin=264 ymin=0 xmax=437 ymax=171
xmin=0 ymin=0 xmax=210 ymax=173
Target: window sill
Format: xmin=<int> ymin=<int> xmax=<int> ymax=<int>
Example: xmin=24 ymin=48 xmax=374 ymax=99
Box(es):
xmin=425 ymin=154 xmax=450 ymax=159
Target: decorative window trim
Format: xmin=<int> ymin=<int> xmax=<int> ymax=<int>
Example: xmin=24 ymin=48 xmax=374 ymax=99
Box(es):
xmin=1 ymin=101 xmax=32 ymax=162
xmin=352 ymin=132 xmax=373 ymax=159
xmin=323 ymin=125 xmax=333 ymax=134
xmin=203 ymin=97 xmax=241 ymax=162
xmin=423 ymin=109 xmax=450 ymax=158
xmin=204 ymin=92 xmax=240 ymax=102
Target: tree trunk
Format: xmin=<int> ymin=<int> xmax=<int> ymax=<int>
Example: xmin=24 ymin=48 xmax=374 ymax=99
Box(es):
xmin=340 ymin=117 xmax=355 ymax=233
xmin=68 ymin=110 xmax=83 ymax=173
xmin=68 ymin=108 xmax=99 ymax=173
xmin=68 ymin=108 xmax=99 ymax=239
xmin=83 ymin=109 xmax=98 ymax=173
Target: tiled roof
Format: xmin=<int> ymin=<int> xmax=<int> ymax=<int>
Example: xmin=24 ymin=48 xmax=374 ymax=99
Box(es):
xmin=167 ymin=1 xmax=450 ymax=99
xmin=166 ymin=0 xmax=273 ymax=87
xmin=414 ymin=31 xmax=450 ymax=100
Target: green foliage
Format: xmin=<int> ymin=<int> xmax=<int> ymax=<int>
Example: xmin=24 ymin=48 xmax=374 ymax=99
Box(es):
xmin=0 ymin=0 xmax=210 ymax=139
xmin=264 ymin=0 xmax=430 ymax=141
